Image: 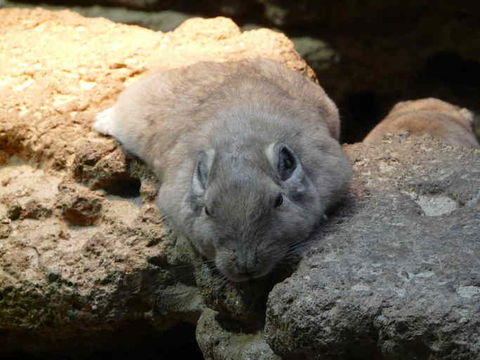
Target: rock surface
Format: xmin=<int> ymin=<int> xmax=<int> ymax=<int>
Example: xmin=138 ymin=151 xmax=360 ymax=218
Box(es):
xmin=266 ymin=136 xmax=480 ymax=359
xmin=0 ymin=8 xmax=310 ymax=357
xmin=197 ymin=308 xmax=280 ymax=360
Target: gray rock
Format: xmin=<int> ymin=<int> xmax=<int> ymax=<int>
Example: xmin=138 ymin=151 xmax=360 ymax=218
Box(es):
xmin=0 ymin=1 xmax=192 ymax=32
xmin=264 ymin=136 xmax=480 ymax=359
xmin=75 ymin=7 xmax=191 ymax=32
xmin=197 ymin=308 xmax=280 ymax=360
xmin=291 ymin=36 xmax=339 ymax=72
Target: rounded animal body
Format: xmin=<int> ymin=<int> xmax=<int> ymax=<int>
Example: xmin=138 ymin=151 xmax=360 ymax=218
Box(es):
xmin=93 ymin=58 xmax=351 ymax=282
xmin=363 ymin=98 xmax=480 ymax=148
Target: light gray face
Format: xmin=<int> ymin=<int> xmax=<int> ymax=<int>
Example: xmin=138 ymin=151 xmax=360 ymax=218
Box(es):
xmin=188 ymin=143 xmax=322 ymax=282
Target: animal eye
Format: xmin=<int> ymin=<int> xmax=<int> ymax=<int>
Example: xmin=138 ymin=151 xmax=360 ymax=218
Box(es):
xmin=278 ymin=145 xmax=297 ymax=180
xmin=204 ymin=206 xmax=212 ymax=216
xmin=274 ymin=194 xmax=283 ymax=208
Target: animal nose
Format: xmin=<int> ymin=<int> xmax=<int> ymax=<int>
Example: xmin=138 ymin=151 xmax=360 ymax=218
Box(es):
xmin=235 ymin=259 xmax=256 ymax=278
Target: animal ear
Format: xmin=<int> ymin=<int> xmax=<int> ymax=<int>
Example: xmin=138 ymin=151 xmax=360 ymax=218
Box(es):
xmin=266 ymin=143 xmax=304 ymax=183
xmin=192 ymin=149 xmax=215 ymax=196
xmin=459 ymin=108 xmax=474 ymax=124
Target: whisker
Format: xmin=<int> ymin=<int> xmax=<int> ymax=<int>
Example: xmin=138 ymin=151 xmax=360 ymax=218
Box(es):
xmin=288 ymin=239 xmax=313 ymax=253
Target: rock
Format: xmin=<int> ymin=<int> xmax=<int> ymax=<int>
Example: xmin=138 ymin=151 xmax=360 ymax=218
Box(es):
xmin=291 ymin=36 xmax=339 ymax=72
xmin=0 ymin=155 xmax=193 ymax=356
xmin=72 ymin=139 xmax=142 ymax=197
xmin=197 ymin=308 xmax=280 ymax=360
xmin=0 ymin=157 xmax=59 ymax=221
xmin=1 ymin=1 xmax=193 ymax=32
xmin=97 ymin=0 xmax=166 ymax=9
xmin=56 ymin=182 xmax=103 ymax=226
xmin=0 ymin=221 xmax=11 ymax=239
xmin=0 ymin=7 xmax=312 ymax=357
xmin=265 ymin=136 xmax=480 ymax=359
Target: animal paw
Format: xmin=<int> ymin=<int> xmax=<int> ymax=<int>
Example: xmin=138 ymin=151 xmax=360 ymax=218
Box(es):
xmin=92 ymin=107 xmax=115 ymax=135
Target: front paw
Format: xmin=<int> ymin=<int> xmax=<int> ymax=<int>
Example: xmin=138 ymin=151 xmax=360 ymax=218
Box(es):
xmin=92 ymin=107 xmax=115 ymax=135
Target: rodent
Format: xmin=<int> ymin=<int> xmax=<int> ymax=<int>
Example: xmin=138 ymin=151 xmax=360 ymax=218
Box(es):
xmin=363 ymin=98 xmax=480 ymax=148
xmin=93 ymin=58 xmax=352 ymax=282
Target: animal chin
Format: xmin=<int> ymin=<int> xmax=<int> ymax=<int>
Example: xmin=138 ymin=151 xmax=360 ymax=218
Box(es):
xmin=219 ymin=261 xmax=275 ymax=282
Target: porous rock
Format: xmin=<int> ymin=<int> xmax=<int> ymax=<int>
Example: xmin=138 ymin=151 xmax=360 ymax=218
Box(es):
xmin=56 ymin=181 xmax=103 ymax=226
xmin=0 ymin=7 xmax=310 ymax=357
xmin=197 ymin=308 xmax=280 ymax=360
xmin=265 ymin=136 xmax=480 ymax=360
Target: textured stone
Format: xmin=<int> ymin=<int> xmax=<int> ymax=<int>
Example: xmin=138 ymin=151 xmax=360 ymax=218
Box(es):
xmin=291 ymin=36 xmax=339 ymax=72
xmin=56 ymin=182 xmax=103 ymax=226
xmin=265 ymin=136 xmax=480 ymax=360
xmin=197 ymin=308 xmax=280 ymax=360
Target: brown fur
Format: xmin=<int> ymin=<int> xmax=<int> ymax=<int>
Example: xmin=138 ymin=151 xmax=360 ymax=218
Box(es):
xmin=363 ymin=98 xmax=479 ymax=148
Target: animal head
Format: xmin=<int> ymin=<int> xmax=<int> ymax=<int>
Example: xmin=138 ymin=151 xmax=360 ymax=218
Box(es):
xmin=183 ymin=142 xmax=324 ymax=282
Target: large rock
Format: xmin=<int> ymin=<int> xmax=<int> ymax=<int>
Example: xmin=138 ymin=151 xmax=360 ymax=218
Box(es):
xmin=265 ymin=136 xmax=480 ymax=359
xmin=0 ymin=8 xmax=310 ymax=357
xmin=197 ymin=308 xmax=280 ymax=360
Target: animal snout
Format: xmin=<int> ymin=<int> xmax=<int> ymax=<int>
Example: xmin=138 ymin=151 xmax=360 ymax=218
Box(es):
xmin=234 ymin=258 xmax=257 ymax=278
xmin=215 ymin=247 xmax=271 ymax=282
